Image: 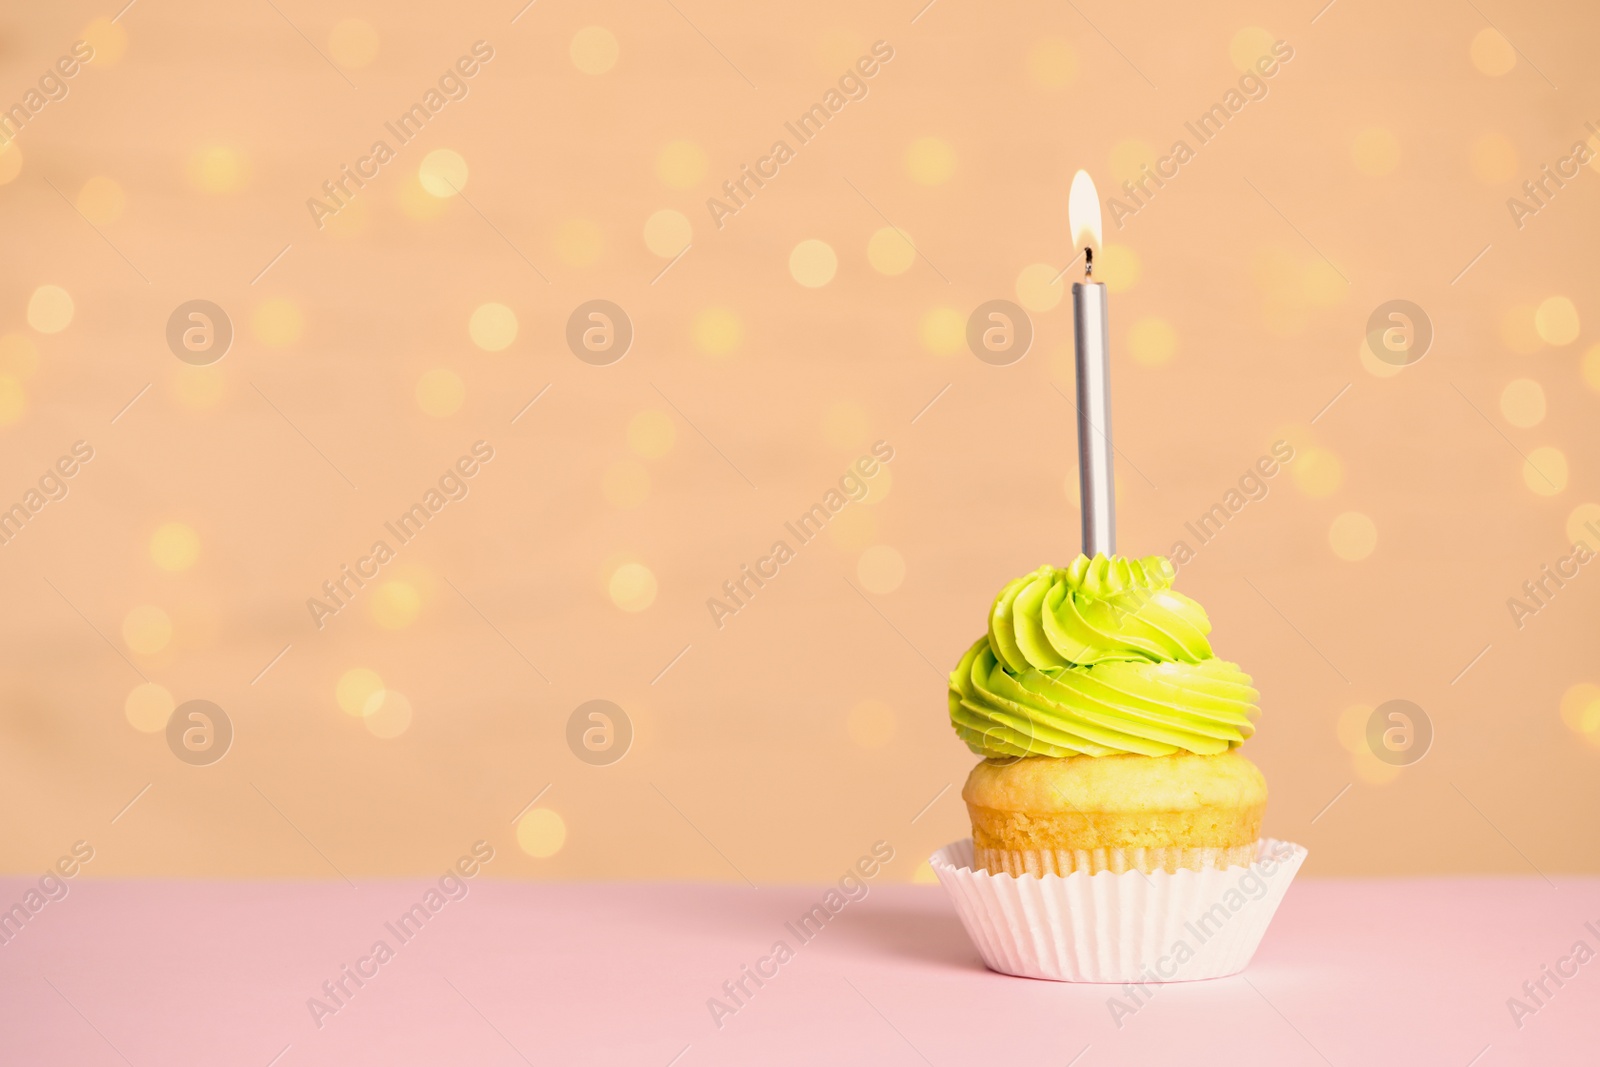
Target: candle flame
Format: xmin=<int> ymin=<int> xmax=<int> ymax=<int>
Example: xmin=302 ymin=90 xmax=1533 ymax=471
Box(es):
xmin=1069 ymin=170 xmax=1102 ymax=250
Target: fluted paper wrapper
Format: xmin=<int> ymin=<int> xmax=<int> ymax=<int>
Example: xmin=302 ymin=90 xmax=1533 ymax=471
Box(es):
xmin=932 ymin=837 xmax=1306 ymax=983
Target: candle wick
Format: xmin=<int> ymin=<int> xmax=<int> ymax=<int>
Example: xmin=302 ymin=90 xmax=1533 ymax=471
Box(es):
xmin=1083 ymin=247 xmax=1093 ymax=278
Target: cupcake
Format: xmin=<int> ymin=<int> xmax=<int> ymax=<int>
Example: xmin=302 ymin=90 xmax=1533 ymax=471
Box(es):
xmin=932 ymin=553 xmax=1304 ymax=982
xmin=949 ymin=553 xmax=1264 ymax=876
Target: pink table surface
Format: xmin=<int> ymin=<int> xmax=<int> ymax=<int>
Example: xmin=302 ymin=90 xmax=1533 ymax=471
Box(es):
xmin=1 ymin=874 xmax=1597 ymax=1066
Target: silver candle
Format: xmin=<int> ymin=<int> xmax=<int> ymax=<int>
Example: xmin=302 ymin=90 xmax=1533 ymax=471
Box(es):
xmin=1069 ymin=170 xmax=1114 ymax=557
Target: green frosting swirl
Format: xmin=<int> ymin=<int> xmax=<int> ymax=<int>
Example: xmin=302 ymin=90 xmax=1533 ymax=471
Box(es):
xmin=949 ymin=555 xmax=1259 ymax=758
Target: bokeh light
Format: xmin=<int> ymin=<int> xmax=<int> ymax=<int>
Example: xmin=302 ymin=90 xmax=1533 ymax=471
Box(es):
xmin=866 ymin=227 xmax=916 ymax=275
xmin=419 ymin=149 xmax=468 ymax=197
xmin=609 ymin=563 xmax=657 ymax=612
xmin=187 ymin=146 xmax=246 ymax=193
xmin=1025 ymin=38 xmax=1076 ymax=88
xmin=251 ymin=298 xmax=303 ymax=347
xmin=919 ymin=307 xmax=964 ymax=355
xmin=906 ymin=137 xmax=955 ymax=185
xmin=643 ymin=209 xmax=692 ymax=257
xmin=1228 ymin=27 xmax=1276 ymax=73
xmin=517 ymin=808 xmax=566 ymax=857
xmin=337 ymin=668 xmax=384 ymax=716
xmin=1099 ymin=244 xmax=1140 ymax=293
xmin=656 ymin=140 xmax=707 ymax=189
xmin=628 ymin=410 xmax=676 ymax=458
xmin=328 ymin=18 xmax=379 ymax=68
xmin=1329 ymin=511 xmax=1377 ymax=561
xmin=1470 ymin=133 xmax=1518 ymax=184
xmin=1015 ymin=263 xmax=1062 ymax=312
xmin=28 ymin=286 xmax=74 ymax=333
xmin=1292 ymin=447 xmax=1344 ymax=498
xmin=1534 ymin=296 xmax=1579 ymax=346
xmin=554 ymin=218 xmax=605 ymax=266
xmin=789 ymin=239 xmax=838 ymax=287
xmin=570 ymin=26 xmax=619 ymax=75
xmin=1559 ymin=683 xmax=1600 ymax=738
xmin=602 ymin=460 xmax=651 ymax=509
xmin=364 ymin=690 xmax=413 ymax=738
xmin=470 ymin=303 xmax=518 ymax=351
xmin=125 ymin=683 xmax=174 ymax=733
xmin=369 ymin=581 xmax=421 ymax=629
xmin=1351 ymin=128 xmax=1401 ymax=176
xmin=1523 ymin=447 xmax=1567 ymax=495
xmin=1470 ymin=28 xmax=1516 ymax=76
xmin=1499 ymin=379 xmax=1545 ymax=427
xmin=76 ymin=176 xmax=125 ymax=225
xmin=123 ymin=605 xmax=172 ymax=655
xmin=150 ymin=522 xmax=200 ymax=572
xmin=416 ymin=368 xmax=465 ymax=417
xmin=692 ymin=308 xmax=742 ymax=355
xmin=82 ymin=17 xmax=127 ymax=65
xmin=1128 ymin=317 xmax=1176 ymax=367
xmin=857 ymin=545 xmax=906 ymax=594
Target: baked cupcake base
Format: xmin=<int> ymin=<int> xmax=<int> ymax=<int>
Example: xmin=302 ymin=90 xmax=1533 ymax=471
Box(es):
xmin=964 ymin=752 xmax=1267 ymax=876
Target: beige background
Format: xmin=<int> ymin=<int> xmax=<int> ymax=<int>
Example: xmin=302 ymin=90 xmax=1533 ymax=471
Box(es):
xmin=2 ymin=0 xmax=1598 ymax=883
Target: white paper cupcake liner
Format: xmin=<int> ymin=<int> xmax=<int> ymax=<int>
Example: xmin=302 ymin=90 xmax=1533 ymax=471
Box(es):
xmin=931 ymin=837 xmax=1307 ymax=983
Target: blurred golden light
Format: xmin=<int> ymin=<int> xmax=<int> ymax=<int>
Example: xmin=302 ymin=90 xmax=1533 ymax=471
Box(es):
xmin=150 ymin=522 xmax=200 ymax=572
xmin=469 ymin=303 xmax=518 ymax=351
xmin=1499 ymin=378 xmax=1545 ymax=427
xmin=1352 ymin=128 xmax=1401 ymax=176
xmin=1352 ymin=745 xmax=1402 ymax=785
xmin=822 ymin=400 xmax=869 ymax=449
xmin=643 ymin=209 xmax=692 ymax=257
xmin=364 ymin=690 xmax=413 ymax=738
xmin=1359 ymin=337 xmax=1404 ymax=379
xmin=125 ymin=683 xmax=174 ymax=733
xmin=419 ymin=149 xmax=468 ymax=198
xmin=1014 ymin=263 xmax=1062 ymax=312
xmin=1100 ymin=243 xmax=1139 ymax=293
xmin=1497 ymin=304 xmax=1541 ymax=354
xmin=1583 ymin=344 xmax=1600 ymax=392
xmin=692 ymin=307 xmax=742 ymax=356
xmin=76 ymin=176 xmax=125 ymax=225
xmin=1470 ymin=28 xmax=1516 ymax=76
xmin=28 ymin=286 xmax=74 ymax=333
xmin=827 ymin=506 xmax=877 ymax=550
xmin=328 ymin=18 xmax=379 ymax=68
xmin=609 ymin=563 xmax=657 ymax=612
xmin=1128 ymin=317 xmax=1177 ymax=367
xmin=628 ymin=410 xmax=676 ymax=458
xmin=416 ymin=368 xmax=465 ymax=417
xmin=82 ymin=17 xmax=127 ymax=65
xmin=397 ymin=172 xmax=448 ymax=220
xmin=517 ymin=808 xmax=566 ymax=857
xmin=0 ymin=375 xmax=25 ymax=425
xmin=1560 ymin=683 xmax=1600 ymax=735
xmin=1329 ymin=511 xmax=1377 ymax=561
xmin=601 ymin=460 xmax=651 ymax=509
xmin=1470 ymin=133 xmax=1518 ymax=184
xmin=1108 ymin=141 xmax=1156 ymax=186
xmin=1293 ymin=447 xmax=1344 ymax=498
xmin=171 ymin=366 xmax=225 ymax=410
xmin=1523 ymin=447 xmax=1567 ymax=495
xmin=1534 ymin=296 xmax=1580 ymax=346
xmin=655 ymin=140 xmax=708 ymax=189
xmin=1567 ymin=503 xmax=1600 ymax=550
xmin=790 ymin=239 xmax=838 ymax=287
xmin=1336 ymin=704 xmax=1371 ymax=755
xmin=251 ymin=298 xmax=303 ymax=347
xmin=187 ymin=146 xmax=246 ymax=193
xmin=861 ymin=465 xmax=893 ymax=505
xmin=554 ymin=218 xmax=605 ymax=266
xmin=1229 ymin=27 xmax=1277 ymax=73
xmin=369 ymin=581 xmax=421 ymax=629
xmin=336 ymin=668 xmax=384 ymax=716
xmin=570 ymin=26 xmax=619 ymax=75
xmin=0 ymin=143 xmax=21 ymax=186
xmin=866 ymin=227 xmax=916 ymax=275
xmin=857 ymin=546 xmax=906 ymax=594
xmin=919 ymin=307 xmax=964 ymax=355
xmin=912 ymin=860 xmax=939 ymax=884
xmin=123 ymin=605 xmax=172 ymax=655
xmin=846 ymin=699 xmax=896 ymax=749
xmin=1026 ymin=38 xmax=1076 ymax=88
xmin=906 ymin=137 xmax=955 ymax=186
